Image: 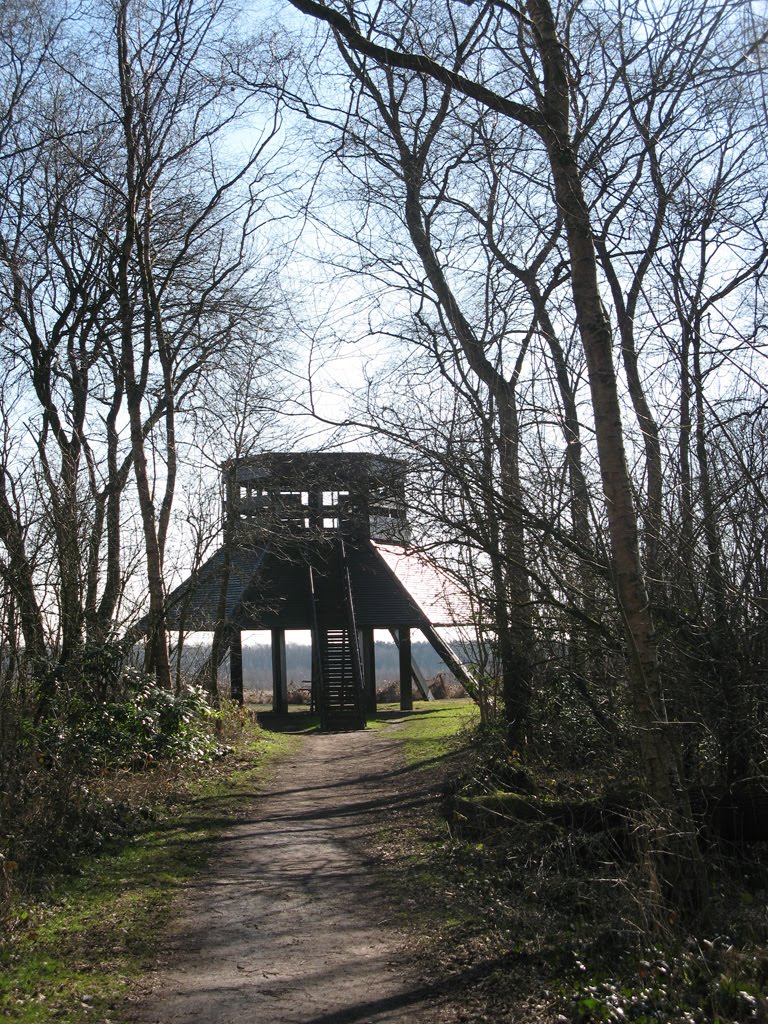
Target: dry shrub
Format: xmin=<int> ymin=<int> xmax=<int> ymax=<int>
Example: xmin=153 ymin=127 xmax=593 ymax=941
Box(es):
xmin=287 ymin=685 xmax=312 ymax=705
xmin=429 ymin=672 xmax=466 ymax=698
xmin=243 ymin=689 xmax=273 ymax=705
xmin=376 ymin=674 xmax=466 ymax=702
xmin=376 ymin=678 xmax=400 ymax=702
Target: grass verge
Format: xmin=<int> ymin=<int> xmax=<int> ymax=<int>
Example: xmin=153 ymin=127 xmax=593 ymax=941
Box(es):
xmin=0 ymin=713 xmax=298 ymax=1024
xmin=369 ymin=698 xmax=478 ymax=767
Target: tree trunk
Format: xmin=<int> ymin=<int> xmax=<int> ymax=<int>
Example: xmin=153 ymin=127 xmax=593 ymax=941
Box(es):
xmin=527 ymin=0 xmax=706 ymax=906
xmin=691 ymin=320 xmax=745 ymax=785
xmin=0 ymin=468 xmax=46 ymax=668
xmin=115 ymin=0 xmax=172 ymax=689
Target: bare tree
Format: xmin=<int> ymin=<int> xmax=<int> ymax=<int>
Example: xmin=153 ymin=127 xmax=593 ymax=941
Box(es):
xmin=285 ymin=0 xmax=726 ymax=904
xmin=105 ymin=0 xmax=289 ymax=685
xmin=0 ymin=0 xmax=290 ymax=701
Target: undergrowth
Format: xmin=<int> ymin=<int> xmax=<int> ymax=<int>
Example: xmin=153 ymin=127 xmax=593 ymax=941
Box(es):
xmin=0 ymin=703 xmax=295 ymax=1023
xmin=385 ymin=712 xmax=768 ymax=1024
xmin=0 ymin=652 xmax=227 ymax=920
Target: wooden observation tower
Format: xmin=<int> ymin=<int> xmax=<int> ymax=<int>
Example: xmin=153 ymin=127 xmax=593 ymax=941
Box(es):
xmin=164 ymin=452 xmax=471 ymax=730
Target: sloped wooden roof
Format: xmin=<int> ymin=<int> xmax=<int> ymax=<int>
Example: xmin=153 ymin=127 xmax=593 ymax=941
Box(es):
xmin=164 ymin=539 xmax=473 ymax=632
xmin=164 ymin=545 xmax=269 ymax=630
xmin=370 ymin=542 xmax=474 ymax=627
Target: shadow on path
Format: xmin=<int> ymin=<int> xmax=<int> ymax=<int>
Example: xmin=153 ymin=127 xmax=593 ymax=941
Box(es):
xmin=125 ymin=727 xmax=449 ymax=1024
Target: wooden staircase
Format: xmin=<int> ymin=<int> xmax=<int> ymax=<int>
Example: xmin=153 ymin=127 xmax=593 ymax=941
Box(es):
xmin=310 ymin=541 xmax=366 ymax=731
xmin=318 ymin=628 xmax=365 ymax=729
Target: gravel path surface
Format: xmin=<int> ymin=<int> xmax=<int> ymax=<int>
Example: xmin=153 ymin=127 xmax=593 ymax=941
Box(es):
xmin=125 ymin=726 xmax=445 ymax=1024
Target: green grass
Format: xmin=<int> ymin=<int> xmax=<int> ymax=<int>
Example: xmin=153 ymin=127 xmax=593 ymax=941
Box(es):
xmin=0 ymin=720 xmax=298 ymax=1024
xmin=254 ymin=698 xmax=478 ymax=752
xmin=369 ymin=698 xmax=478 ymax=766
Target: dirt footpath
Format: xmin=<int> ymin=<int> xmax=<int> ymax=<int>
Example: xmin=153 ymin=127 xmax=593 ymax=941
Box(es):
xmin=125 ymin=726 xmax=446 ymax=1024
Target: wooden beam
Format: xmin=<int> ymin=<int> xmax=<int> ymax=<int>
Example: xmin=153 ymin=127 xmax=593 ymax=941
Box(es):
xmin=360 ymin=627 xmax=377 ymax=712
xmin=230 ymin=629 xmax=244 ymax=706
xmin=389 ymin=627 xmax=434 ymax=701
xmin=271 ymin=628 xmax=288 ymax=714
xmin=420 ymin=624 xmax=478 ymax=698
xmin=398 ymin=627 xmax=413 ymax=711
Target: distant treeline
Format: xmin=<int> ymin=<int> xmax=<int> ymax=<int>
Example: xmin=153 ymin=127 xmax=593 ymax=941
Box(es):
xmin=179 ymin=641 xmax=459 ymax=688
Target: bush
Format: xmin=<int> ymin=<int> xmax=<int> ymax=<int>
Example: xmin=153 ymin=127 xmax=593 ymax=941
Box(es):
xmin=40 ymin=668 xmax=221 ymax=773
xmin=0 ymin=649 xmax=224 ymax=923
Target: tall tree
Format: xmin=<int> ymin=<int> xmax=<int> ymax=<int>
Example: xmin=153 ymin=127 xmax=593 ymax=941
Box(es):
xmin=287 ymin=0 xmax=714 ymax=903
xmin=0 ymin=0 xmax=289 ymax=699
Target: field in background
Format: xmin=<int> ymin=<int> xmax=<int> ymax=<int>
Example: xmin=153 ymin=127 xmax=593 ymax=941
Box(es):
xmin=176 ymin=639 xmax=464 ymax=691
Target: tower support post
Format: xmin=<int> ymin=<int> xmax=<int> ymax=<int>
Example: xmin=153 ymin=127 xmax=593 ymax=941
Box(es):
xmin=271 ymin=628 xmax=289 ymax=714
xmin=360 ymin=627 xmax=377 ymax=713
xmin=398 ymin=627 xmax=413 ymax=712
xmin=230 ymin=629 xmax=244 ymax=706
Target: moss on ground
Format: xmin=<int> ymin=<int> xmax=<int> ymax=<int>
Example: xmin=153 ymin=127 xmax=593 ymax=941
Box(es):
xmin=370 ymin=709 xmax=768 ymax=1024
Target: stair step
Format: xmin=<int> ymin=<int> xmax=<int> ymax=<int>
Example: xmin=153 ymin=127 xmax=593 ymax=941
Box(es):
xmin=312 ymin=582 xmax=365 ymax=727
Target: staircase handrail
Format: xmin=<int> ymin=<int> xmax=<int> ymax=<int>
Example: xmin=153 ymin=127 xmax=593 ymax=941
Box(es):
xmin=339 ymin=539 xmax=366 ymax=727
xmin=309 ymin=565 xmax=328 ymax=730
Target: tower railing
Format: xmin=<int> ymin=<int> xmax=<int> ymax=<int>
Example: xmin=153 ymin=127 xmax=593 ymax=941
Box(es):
xmin=222 ymin=453 xmax=410 ymax=544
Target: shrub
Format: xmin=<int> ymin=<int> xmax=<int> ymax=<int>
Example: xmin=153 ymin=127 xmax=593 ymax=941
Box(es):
xmin=0 ymin=649 xmax=223 ymax=922
xmin=39 ymin=668 xmax=221 ymax=773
